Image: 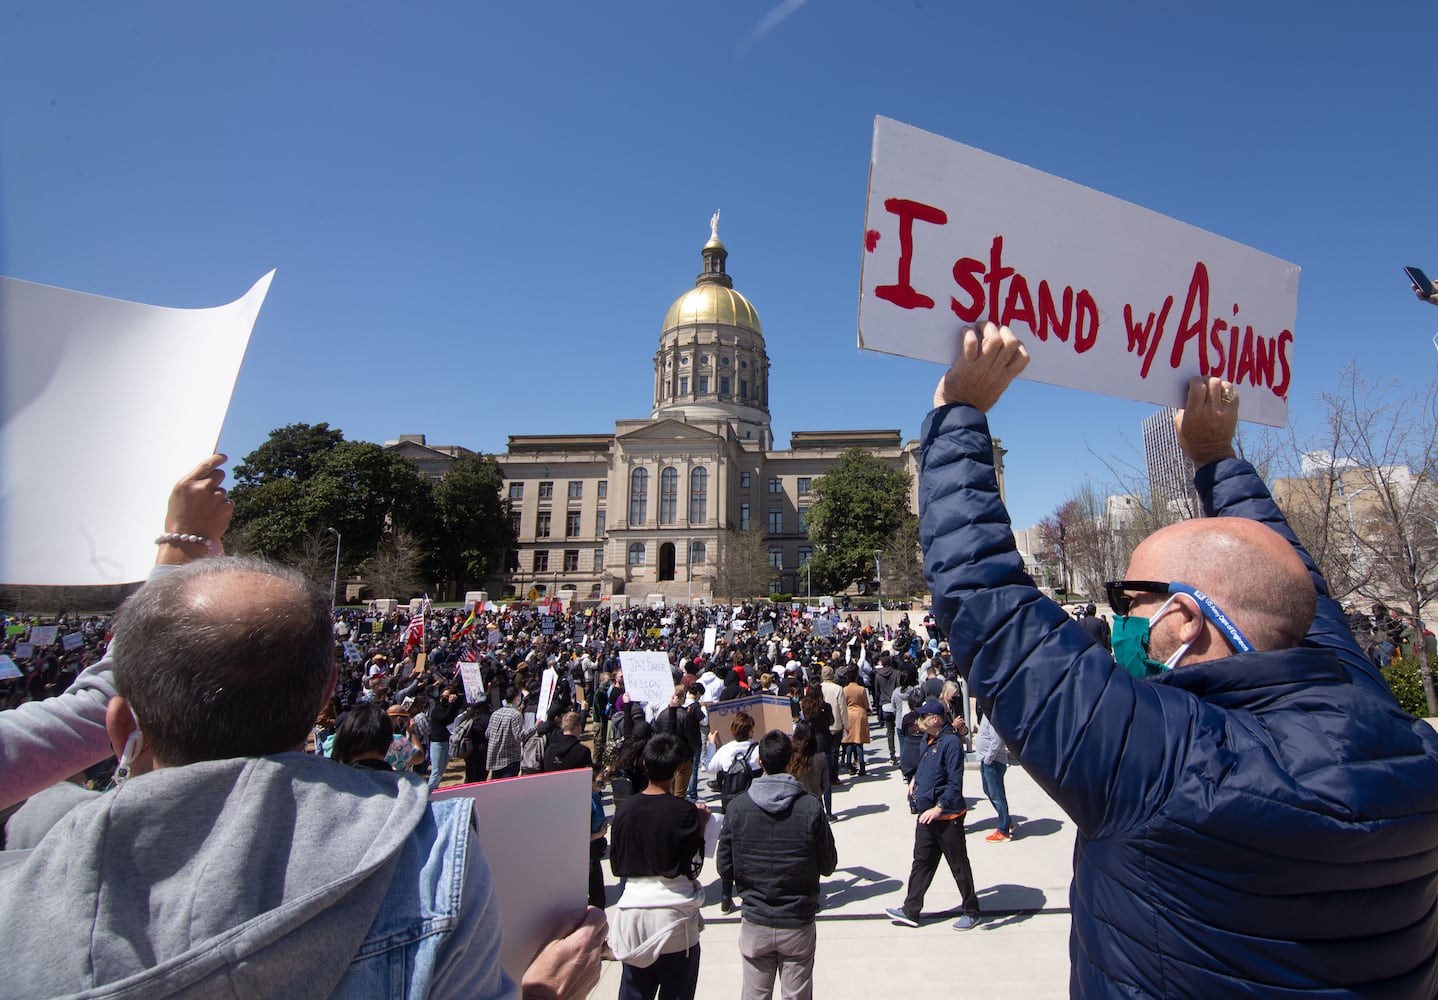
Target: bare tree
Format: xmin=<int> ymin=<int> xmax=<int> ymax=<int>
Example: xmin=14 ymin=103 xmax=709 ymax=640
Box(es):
xmin=362 ymin=529 xmax=427 ymax=601
xmin=879 ymin=516 xmax=925 ymax=601
xmin=712 ymin=527 xmax=773 ymax=602
xmin=287 ymin=527 xmax=337 ymax=591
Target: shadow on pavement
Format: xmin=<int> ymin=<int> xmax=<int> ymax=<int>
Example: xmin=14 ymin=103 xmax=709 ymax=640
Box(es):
xmin=966 ymin=814 xmax=1065 ymax=839
xmin=974 ymin=883 xmax=1050 ymax=928
xmin=821 ymin=866 xmax=903 ymax=909
xmin=833 ymin=802 xmax=889 ymax=822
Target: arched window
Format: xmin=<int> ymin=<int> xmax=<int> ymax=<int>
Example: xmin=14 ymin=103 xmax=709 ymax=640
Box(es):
xmin=689 ymin=467 xmax=707 ymax=524
xmin=690 ymin=541 xmax=706 ymax=565
xmin=660 ymin=466 xmax=678 ymax=525
xmin=629 ymin=467 xmax=648 ymax=525
xmin=627 ymin=543 xmax=645 ymax=566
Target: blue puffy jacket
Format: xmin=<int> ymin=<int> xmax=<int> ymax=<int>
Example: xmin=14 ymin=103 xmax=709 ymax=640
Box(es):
xmin=919 ymin=403 xmax=1438 ymax=998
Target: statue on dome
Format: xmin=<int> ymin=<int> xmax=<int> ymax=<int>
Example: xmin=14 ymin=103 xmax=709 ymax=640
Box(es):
xmin=710 ymin=209 xmax=721 ymax=241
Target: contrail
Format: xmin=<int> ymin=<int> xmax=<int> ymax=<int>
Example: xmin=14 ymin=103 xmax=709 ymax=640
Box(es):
xmin=741 ymin=0 xmax=808 ymax=52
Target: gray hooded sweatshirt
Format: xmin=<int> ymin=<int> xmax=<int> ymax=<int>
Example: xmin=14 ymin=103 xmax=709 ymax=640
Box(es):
xmin=0 ymin=753 xmax=501 ymax=1000
xmin=716 ymin=773 xmax=837 ymax=927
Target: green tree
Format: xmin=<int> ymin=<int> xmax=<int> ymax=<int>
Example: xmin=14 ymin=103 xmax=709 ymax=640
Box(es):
xmin=232 ymin=422 xmax=343 ymax=485
xmin=432 ymin=453 xmax=515 ymax=593
xmin=805 ymin=448 xmax=912 ymax=594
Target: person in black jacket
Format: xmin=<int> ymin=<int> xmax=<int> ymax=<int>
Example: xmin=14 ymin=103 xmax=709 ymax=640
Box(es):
xmin=717 ymin=730 xmax=837 ymax=1000
xmin=425 ymin=684 xmax=464 ymax=793
xmin=541 ymin=711 xmax=593 ymax=773
xmin=651 ymin=685 xmax=701 ymax=799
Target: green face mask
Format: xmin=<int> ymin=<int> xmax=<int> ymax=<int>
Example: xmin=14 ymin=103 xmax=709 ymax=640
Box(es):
xmin=1111 ymin=596 xmax=1186 ymax=679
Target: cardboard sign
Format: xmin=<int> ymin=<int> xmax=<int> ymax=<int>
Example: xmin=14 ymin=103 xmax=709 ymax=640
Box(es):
xmin=703 ymin=626 xmax=717 ymax=655
xmin=432 ymin=769 xmax=589 ymax=984
xmin=618 ymin=650 xmax=674 ymax=706
xmin=708 ymin=694 xmax=794 ymax=747
xmin=61 ymin=632 xmax=85 ymax=651
xmin=459 ymin=660 xmax=484 ymax=703
xmin=14 ymin=642 xmax=34 ymax=659
xmin=28 ymin=626 xmax=58 ymax=647
xmin=0 ymin=656 xmax=21 ymax=680
xmin=859 ymin=117 xmax=1299 ymax=427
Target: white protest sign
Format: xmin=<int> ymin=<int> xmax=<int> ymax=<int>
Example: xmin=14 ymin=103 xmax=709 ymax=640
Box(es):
xmin=859 ymin=117 xmax=1299 ymax=427
xmin=618 ymin=650 xmax=675 ymax=706
xmin=433 ymin=769 xmax=588 ymax=983
xmin=0 ymin=656 xmax=21 ymax=680
xmin=814 ymin=619 xmax=835 ymax=638
xmin=459 ymin=661 xmax=484 ymax=703
xmin=1 ymin=272 xmax=274 ymax=585
xmin=28 ymin=625 xmax=58 ymax=647
xmin=536 ymin=667 xmax=559 ymax=722
xmin=15 ymin=642 xmax=33 ymax=659
xmin=703 ymin=626 xmax=717 ymax=655
xmin=61 ymin=632 xmax=85 ymax=651
xmin=342 ymin=641 xmax=361 ymax=663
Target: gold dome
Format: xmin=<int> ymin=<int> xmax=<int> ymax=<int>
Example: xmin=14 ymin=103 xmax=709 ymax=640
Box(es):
xmin=662 ymin=283 xmax=763 ymax=335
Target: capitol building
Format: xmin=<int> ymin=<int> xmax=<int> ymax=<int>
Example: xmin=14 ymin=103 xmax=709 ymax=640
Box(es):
xmin=388 ymin=219 xmax=1006 ymax=604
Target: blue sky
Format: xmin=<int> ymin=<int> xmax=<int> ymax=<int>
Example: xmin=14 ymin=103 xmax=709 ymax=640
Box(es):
xmin=3 ymin=3 xmax=1434 ymax=529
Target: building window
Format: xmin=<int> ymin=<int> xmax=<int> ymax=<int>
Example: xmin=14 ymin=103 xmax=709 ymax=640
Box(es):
xmin=720 ymin=376 xmax=730 ymax=396
xmin=568 ymin=480 xmax=583 ymax=499
xmin=768 ymin=477 xmax=782 ymax=494
xmin=535 ymin=512 xmax=551 ymax=538
xmin=509 ymin=511 xmax=521 ymax=536
xmin=797 ymin=507 xmax=808 ymax=533
xmin=629 ymin=467 xmax=648 ymax=525
xmin=595 ymin=509 xmax=606 ymax=536
xmin=594 ymin=548 xmax=604 ymax=571
xmin=505 ymin=549 xmax=520 ymax=572
xmin=768 ymin=547 xmax=784 ymax=570
xmin=538 ymin=481 xmax=554 ymax=500
xmin=563 ymin=549 xmax=580 ymax=572
xmin=797 ymin=477 xmax=811 ymax=496
xmin=740 ymin=379 xmax=748 ymax=398
xmin=679 ymin=376 xmax=689 ymax=395
xmin=689 ymin=466 xmax=707 ymax=523
xmin=508 ymin=483 xmax=523 ymax=500
xmin=799 ymin=545 xmax=812 ymax=566
xmin=628 ymin=543 xmax=645 ymax=566
xmin=701 ymin=355 xmax=710 ymax=365
xmin=598 ymin=481 xmax=608 ymax=499
xmin=690 ymin=541 xmax=706 ymax=565
xmin=740 ymin=472 xmax=751 ymax=489
xmin=533 ymin=550 xmax=549 ymax=572
xmin=565 ymin=512 xmax=581 ymax=537
xmin=740 ymin=502 xmax=751 ymax=531
xmin=660 ymin=466 xmax=678 ymax=524
xmin=768 ymin=507 xmax=783 ymax=533
xmin=698 ymin=375 xmax=709 ymax=394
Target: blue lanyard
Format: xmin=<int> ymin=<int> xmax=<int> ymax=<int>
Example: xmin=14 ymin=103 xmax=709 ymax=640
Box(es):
xmin=1168 ymin=583 xmax=1254 ymax=653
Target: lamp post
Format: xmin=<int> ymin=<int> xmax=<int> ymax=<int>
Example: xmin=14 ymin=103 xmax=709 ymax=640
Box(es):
xmin=805 ymin=559 xmax=811 ymax=601
xmin=326 ymin=527 xmax=341 ymax=607
xmin=874 ymin=549 xmax=884 ymax=633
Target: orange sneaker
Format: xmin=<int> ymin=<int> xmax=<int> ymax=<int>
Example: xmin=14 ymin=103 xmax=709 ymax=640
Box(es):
xmin=985 ymin=829 xmax=1011 ymax=842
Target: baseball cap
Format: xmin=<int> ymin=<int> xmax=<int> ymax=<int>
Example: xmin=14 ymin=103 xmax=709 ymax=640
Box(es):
xmin=918 ymin=698 xmax=947 ymax=717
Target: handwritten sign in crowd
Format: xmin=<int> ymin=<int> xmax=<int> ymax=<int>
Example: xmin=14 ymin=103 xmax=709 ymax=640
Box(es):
xmin=859 ymin=117 xmax=1299 ymax=427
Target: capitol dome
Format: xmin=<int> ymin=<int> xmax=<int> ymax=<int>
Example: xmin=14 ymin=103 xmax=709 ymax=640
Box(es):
xmin=662 ymin=277 xmax=763 ymax=335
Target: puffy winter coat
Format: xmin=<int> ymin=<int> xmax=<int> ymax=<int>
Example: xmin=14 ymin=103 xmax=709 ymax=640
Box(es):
xmin=919 ymin=403 xmax=1438 ymax=999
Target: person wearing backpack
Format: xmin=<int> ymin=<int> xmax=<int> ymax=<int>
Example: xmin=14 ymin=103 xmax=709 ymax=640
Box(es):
xmin=705 ymin=711 xmax=762 ymax=914
xmin=484 ymin=686 xmax=524 ymax=780
xmin=451 ymin=701 xmax=490 ymax=784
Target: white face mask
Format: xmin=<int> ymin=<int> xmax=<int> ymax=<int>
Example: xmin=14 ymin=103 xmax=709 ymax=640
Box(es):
xmin=111 ymin=708 xmax=145 ymax=788
xmin=1149 ymin=596 xmax=1196 ymax=670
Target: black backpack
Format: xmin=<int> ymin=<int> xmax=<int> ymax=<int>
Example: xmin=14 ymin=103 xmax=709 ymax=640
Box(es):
xmin=720 ymin=743 xmax=757 ymax=805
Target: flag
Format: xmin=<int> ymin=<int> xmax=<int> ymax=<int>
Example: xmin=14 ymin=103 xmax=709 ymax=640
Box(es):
xmin=403 ymin=597 xmax=429 ymax=655
xmin=452 ymin=609 xmax=477 ymax=641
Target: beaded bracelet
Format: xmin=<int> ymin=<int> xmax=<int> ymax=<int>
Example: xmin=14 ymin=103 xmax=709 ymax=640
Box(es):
xmin=155 ymin=532 xmax=218 ymax=554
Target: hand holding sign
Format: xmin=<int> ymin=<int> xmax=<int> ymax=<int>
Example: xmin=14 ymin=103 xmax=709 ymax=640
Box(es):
xmin=1174 ymin=376 xmax=1240 ymax=467
xmin=933 ymin=323 xmax=1031 ymax=412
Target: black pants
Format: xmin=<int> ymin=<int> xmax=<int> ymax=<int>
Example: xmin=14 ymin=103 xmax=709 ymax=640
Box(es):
xmin=901 ymin=816 xmax=981 ymax=919
xmin=618 ymin=945 xmax=702 ymax=1000
xmin=588 ymin=837 xmax=607 ymax=909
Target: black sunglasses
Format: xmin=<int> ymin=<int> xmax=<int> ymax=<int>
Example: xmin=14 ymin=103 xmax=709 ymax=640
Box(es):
xmin=1103 ymin=581 xmax=1172 ymax=616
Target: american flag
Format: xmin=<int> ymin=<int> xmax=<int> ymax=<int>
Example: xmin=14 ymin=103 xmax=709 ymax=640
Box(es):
xmin=402 ymin=596 xmax=430 ymax=655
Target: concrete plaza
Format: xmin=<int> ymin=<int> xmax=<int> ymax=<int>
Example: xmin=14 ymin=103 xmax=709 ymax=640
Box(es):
xmin=593 ymin=749 xmax=1077 ymax=997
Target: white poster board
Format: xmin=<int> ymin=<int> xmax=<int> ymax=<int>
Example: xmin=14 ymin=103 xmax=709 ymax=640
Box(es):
xmin=536 ymin=667 xmax=559 ymax=722
xmin=1 ymin=272 xmax=274 ymax=584
xmin=28 ymin=626 xmax=58 ymax=647
xmin=618 ymin=650 xmax=674 ymax=706
xmin=859 ymin=117 xmax=1298 ymax=427
xmin=433 ymin=769 xmax=589 ymax=983
xmin=14 ymin=642 xmax=33 ymax=660
xmin=0 ymin=655 xmax=21 ymax=680
xmin=459 ymin=661 xmax=484 ymax=704
xmin=342 ymin=641 xmax=361 ymax=663
xmin=703 ymin=626 xmax=717 ymax=655
xmin=61 ymin=632 xmax=85 ymax=651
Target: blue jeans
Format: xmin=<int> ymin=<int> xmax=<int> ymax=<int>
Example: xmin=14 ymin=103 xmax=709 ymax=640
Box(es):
xmin=981 ymin=760 xmax=1010 ymax=833
xmin=428 ymin=740 xmax=450 ymax=793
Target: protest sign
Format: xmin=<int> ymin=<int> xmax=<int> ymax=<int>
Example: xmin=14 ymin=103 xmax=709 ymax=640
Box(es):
xmin=14 ymin=642 xmax=33 ymax=659
xmin=433 ymin=769 xmax=588 ymax=983
xmin=814 ymin=619 xmax=835 ymax=638
xmin=708 ymin=694 xmax=794 ymax=747
xmin=5 ymin=624 xmax=24 ymax=637
xmin=540 ymin=615 xmax=555 ymax=636
xmin=459 ymin=661 xmax=483 ymax=703
xmin=342 ymin=641 xmax=361 ymax=663
xmin=536 ymin=667 xmax=559 ymax=722
xmin=703 ymin=626 xmax=717 ymax=655
xmin=618 ymin=650 xmax=674 ymax=706
xmin=859 ymin=117 xmax=1298 ymax=427
xmin=757 ymin=620 xmax=774 ymax=639
xmin=28 ymin=626 xmax=58 ymax=647
xmin=0 ymin=656 xmax=21 ymax=680
xmin=1 ymin=272 xmax=274 ymax=584
xmin=61 ymin=632 xmax=85 ymax=651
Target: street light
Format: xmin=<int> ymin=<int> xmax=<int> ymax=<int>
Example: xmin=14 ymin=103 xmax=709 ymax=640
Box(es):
xmin=804 ymin=559 xmax=811 ymax=601
xmin=874 ymin=549 xmax=884 ymax=633
xmin=326 ymin=527 xmax=341 ymax=607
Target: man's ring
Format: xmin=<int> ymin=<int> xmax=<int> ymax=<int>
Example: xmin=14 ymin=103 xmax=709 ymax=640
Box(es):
xmin=1220 ymin=388 xmax=1237 ymax=404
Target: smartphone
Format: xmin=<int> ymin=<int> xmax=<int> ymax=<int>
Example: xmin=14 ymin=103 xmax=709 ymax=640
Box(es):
xmin=1405 ymin=266 xmax=1437 ymax=297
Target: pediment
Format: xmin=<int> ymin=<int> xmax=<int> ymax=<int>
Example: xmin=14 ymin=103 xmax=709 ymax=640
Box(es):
xmin=615 ymin=418 xmax=724 ymax=445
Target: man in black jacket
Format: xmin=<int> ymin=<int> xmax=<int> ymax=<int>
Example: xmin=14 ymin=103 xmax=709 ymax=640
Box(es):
xmin=718 ymin=730 xmax=837 ymax=1000
xmin=540 ymin=711 xmax=593 ymax=772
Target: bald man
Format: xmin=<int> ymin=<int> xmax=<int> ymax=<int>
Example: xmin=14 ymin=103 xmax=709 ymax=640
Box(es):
xmin=920 ymin=323 xmax=1438 ymax=997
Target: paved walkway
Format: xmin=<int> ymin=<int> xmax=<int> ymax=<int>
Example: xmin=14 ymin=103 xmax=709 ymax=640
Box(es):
xmin=591 ymin=748 xmax=1076 ymax=997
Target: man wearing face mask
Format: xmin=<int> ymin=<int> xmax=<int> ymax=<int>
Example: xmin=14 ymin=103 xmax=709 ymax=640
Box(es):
xmin=920 ymin=322 xmax=1438 ymax=998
